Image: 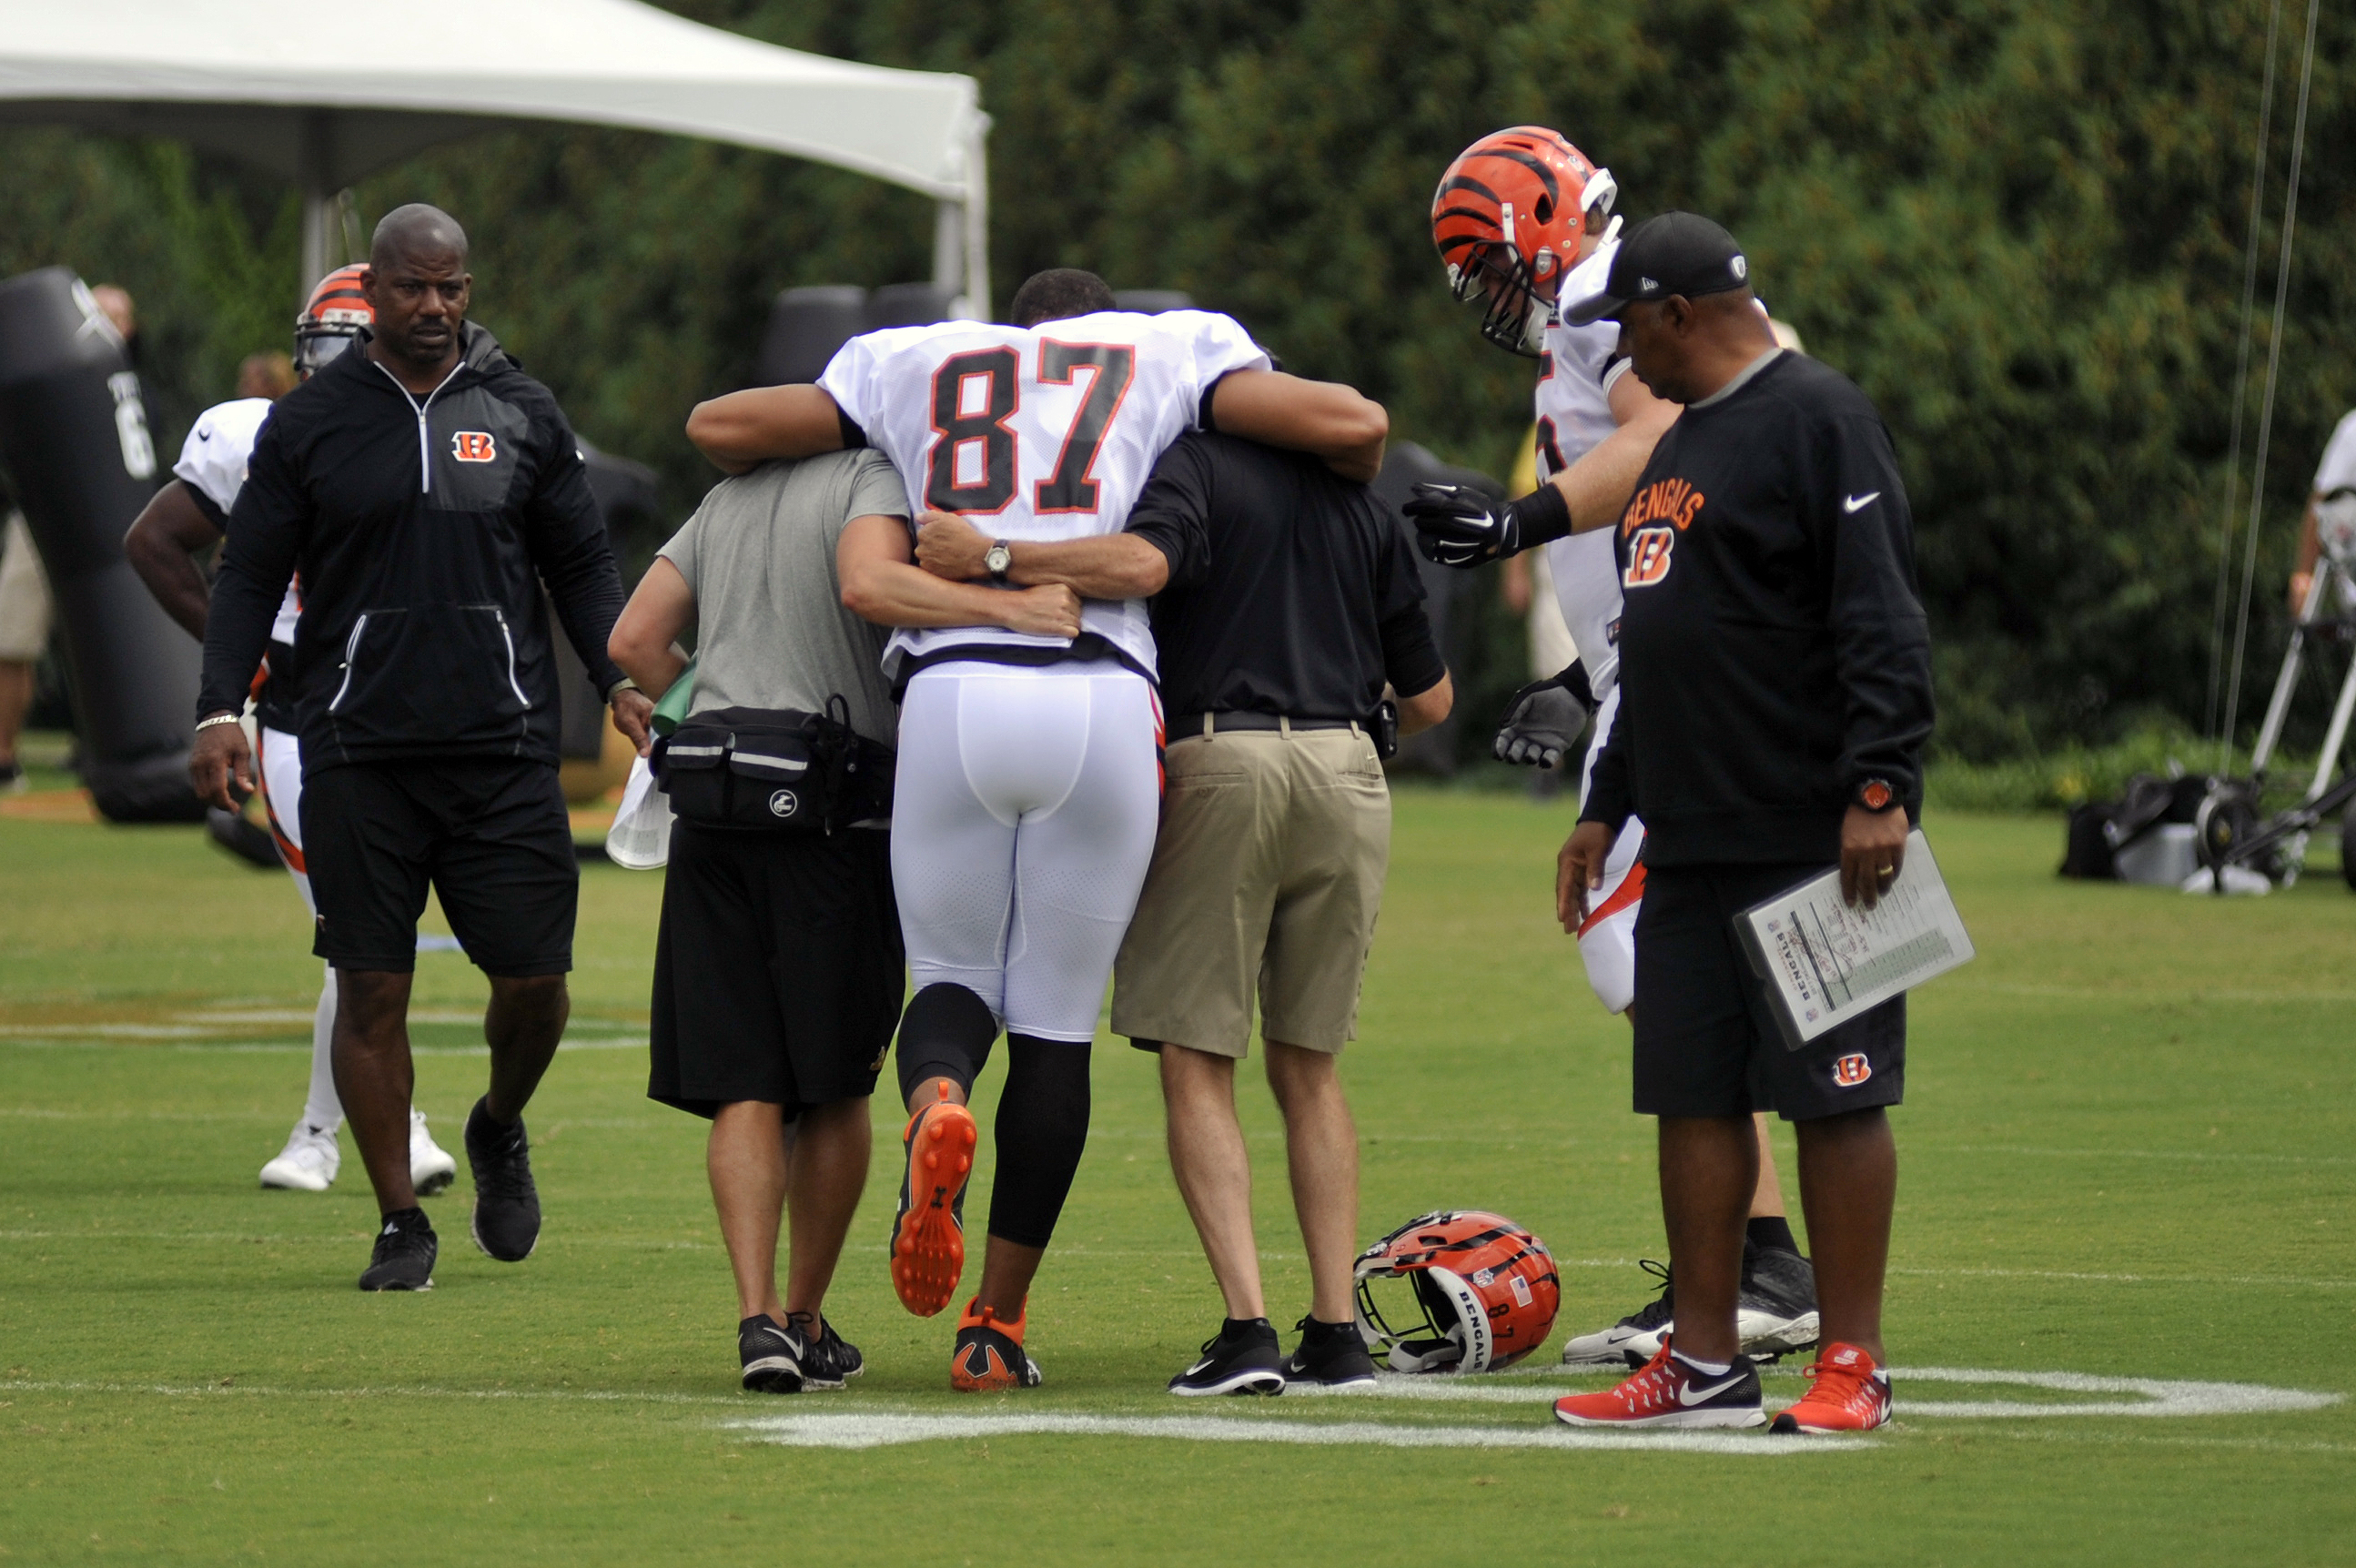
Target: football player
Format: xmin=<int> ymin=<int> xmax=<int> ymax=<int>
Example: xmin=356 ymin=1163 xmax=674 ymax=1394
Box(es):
xmin=1418 ymin=128 xmax=1816 ymax=1363
xmin=687 ymin=268 xmax=1385 ymax=1390
xmin=124 ymin=265 xmax=458 ymax=1197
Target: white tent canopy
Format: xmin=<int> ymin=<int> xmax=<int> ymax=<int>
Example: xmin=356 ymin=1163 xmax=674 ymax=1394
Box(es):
xmin=0 ymin=0 xmax=989 ymax=309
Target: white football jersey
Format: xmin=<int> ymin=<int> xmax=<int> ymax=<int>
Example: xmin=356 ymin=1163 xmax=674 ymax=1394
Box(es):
xmin=173 ymin=398 xmax=302 ymax=644
xmin=1534 ymin=248 xmax=1633 ymax=701
xmin=818 ymin=309 xmax=1270 ymax=678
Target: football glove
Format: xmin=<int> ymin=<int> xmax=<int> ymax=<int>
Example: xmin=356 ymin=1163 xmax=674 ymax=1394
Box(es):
xmin=1405 ymin=480 xmax=1572 ymax=569
xmin=1493 ymin=662 xmax=1594 ymax=769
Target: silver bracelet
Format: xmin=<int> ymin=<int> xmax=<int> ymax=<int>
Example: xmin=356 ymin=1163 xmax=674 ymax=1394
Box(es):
xmin=196 ymin=713 xmax=242 ymax=733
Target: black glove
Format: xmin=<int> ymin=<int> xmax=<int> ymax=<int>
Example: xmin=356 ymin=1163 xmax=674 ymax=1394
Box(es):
xmin=1406 ymin=480 xmax=1572 ymax=569
xmin=1493 ymin=662 xmax=1594 ymax=768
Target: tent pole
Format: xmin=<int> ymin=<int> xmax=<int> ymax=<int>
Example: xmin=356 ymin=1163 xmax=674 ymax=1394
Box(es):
xmin=963 ymin=115 xmax=992 ymax=322
xmin=298 ymin=108 xmax=333 ymax=298
xmin=934 ymin=197 xmax=964 ymax=307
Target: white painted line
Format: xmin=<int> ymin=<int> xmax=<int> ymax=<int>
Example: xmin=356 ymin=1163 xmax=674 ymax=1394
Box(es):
xmin=1888 ymin=1264 xmax=2356 ymax=1291
xmin=728 ymin=1411 xmax=1860 ymax=1454
xmin=1335 ymin=1367 xmax=2340 ymax=1421
xmin=1944 ymin=1144 xmax=2354 ymax=1168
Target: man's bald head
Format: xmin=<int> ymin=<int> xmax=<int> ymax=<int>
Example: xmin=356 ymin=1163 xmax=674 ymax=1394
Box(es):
xmin=371 ymin=204 xmax=469 ymax=269
xmin=362 ymin=205 xmax=472 ymax=380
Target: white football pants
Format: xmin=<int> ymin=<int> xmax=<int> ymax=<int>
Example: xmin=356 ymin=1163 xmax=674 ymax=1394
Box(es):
xmin=1575 ymin=684 xmax=1644 ymax=1016
xmin=893 ymin=661 xmax=1163 ymax=1042
xmin=256 ymin=725 xmax=341 ymax=1131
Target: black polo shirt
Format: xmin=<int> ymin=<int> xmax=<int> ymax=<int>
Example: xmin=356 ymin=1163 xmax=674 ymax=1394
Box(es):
xmin=1125 ymin=432 xmax=1445 ymax=720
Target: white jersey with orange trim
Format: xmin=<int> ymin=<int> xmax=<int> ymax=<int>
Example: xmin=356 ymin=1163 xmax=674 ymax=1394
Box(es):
xmin=173 ymin=399 xmax=300 ymax=643
xmin=817 ymin=309 xmax=1270 ymax=682
xmin=1533 ymin=307 xmax=1632 ymax=703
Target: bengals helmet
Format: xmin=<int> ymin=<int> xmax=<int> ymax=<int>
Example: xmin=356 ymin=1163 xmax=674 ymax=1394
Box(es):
xmin=1431 ymin=127 xmax=1619 ymax=356
xmin=1354 ymin=1209 xmax=1561 ymax=1373
xmin=293 ymin=264 xmax=372 ymax=378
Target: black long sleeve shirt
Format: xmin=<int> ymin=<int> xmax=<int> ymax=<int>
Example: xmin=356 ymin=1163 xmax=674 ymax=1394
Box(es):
xmin=1124 ymin=432 xmax=1445 ymax=720
xmin=197 ymin=325 xmax=628 ymax=774
xmin=1580 ymin=350 xmax=1933 ymax=866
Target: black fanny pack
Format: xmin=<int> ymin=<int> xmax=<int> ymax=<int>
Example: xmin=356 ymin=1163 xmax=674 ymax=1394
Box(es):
xmin=655 ymin=699 xmax=893 ymax=834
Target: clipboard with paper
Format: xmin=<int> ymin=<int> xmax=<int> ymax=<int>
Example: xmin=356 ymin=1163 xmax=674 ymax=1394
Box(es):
xmin=1734 ymin=829 xmax=1974 ymax=1050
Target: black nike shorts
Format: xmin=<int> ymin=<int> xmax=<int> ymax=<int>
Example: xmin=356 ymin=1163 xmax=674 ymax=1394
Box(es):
xmin=303 ymin=757 xmax=578 ymax=976
xmin=648 ymin=822 xmax=904 ymax=1120
xmin=1631 ymin=862 xmax=1906 ymax=1122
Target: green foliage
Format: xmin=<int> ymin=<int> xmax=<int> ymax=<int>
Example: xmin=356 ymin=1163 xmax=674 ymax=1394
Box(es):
xmin=4 ymin=0 xmax=2354 ymax=762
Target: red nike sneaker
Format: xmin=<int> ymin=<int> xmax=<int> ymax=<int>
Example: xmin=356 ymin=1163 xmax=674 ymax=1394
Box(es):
xmin=889 ymin=1084 xmax=976 ymax=1317
xmin=1552 ymin=1336 xmax=1766 ymax=1428
xmin=951 ymin=1298 xmax=1043 ymax=1392
xmin=1769 ymin=1341 xmax=1892 ymax=1433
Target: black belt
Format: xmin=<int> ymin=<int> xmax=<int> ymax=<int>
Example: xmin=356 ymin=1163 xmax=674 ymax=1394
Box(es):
xmin=1175 ymin=711 xmax=1362 ymax=738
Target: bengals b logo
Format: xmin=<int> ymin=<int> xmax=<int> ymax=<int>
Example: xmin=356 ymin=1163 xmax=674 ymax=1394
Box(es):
xmin=451 ymin=431 xmax=497 ymax=462
xmin=1623 ymin=526 xmax=1676 ymax=588
xmin=1832 ymin=1053 xmax=1874 ymax=1087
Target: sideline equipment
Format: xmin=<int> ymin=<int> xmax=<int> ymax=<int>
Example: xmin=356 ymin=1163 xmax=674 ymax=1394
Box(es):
xmin=1354 ymin=1209 xmax=1560 ymax=1373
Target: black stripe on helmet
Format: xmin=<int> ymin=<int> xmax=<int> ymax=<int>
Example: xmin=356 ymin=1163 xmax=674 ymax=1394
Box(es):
xmin=1468 ymin=147 xmax=1562 ymax=203
xmin=1436 ymin=173 xmax=1504 ymax=206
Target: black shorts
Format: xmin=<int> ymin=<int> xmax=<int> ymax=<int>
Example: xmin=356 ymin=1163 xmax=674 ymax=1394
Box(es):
xmin=1631 ymin=862 xmax=1906 ymax=1122
xmin=648 ymin=823 xmax=904 ymax=1119
xmin=303 ymin=758 xmax=578 ymax=976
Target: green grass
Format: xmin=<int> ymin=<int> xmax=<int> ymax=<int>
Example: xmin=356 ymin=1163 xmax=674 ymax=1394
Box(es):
xmin=2 ymin=795 xmax=2352 ymax=1564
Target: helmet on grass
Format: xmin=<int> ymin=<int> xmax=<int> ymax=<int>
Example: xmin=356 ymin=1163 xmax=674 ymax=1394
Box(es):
xmin=293 ymin=264 xmax=373 ymax=378
xmin=1354 ymin=1209 xmax=1561 ymax=1373
xmin=1431 ymin=127 xmax=1619 ymax=356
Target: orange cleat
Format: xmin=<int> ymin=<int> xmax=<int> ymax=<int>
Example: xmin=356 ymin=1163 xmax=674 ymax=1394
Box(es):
xmin=951 ymin=1298 xmax=1043 ymax=1391
xmin=1769 ymin=1341 xmax=1892 ymax=1433
xmin=888 ymin=1084 xmax=977 ymax=1317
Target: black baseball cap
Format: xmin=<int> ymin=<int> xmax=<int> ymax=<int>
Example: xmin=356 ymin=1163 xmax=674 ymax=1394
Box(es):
xmin=1562 ymin=211 xmax=1751 ymax=326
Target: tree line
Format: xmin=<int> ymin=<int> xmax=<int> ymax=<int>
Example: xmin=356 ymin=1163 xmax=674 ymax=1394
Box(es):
xmin=2 ymin=0 xmax=2349 ymax=761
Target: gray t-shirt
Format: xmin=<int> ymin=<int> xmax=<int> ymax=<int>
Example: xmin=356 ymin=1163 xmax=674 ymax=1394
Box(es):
xmin=657 ymin=450 xmax=907 ymax=746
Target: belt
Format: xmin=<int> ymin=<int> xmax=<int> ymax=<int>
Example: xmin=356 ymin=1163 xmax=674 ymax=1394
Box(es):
xmin=1177 ymin=712 xmax=1362 ymax=738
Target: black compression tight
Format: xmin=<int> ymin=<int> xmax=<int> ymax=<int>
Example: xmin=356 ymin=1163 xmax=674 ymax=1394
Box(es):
xmin=986 ymin=1034 xmax=1092 ymax=1249
xmin=892 ymin=984 xmax=1091 ymax=1249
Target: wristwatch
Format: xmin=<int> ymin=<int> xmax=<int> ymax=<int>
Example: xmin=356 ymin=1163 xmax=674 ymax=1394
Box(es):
xmin=985 ymin=540 xmax=1013 ymax=585
xmin=1855 ymin=777 xmax=1898 ymax=813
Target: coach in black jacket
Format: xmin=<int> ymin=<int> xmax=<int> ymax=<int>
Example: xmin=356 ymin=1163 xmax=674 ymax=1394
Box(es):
xmin=1554 ymin=215 xmax=1932 ymax=1432
xmin=193 ymin=205 xmax=652 ymax=1292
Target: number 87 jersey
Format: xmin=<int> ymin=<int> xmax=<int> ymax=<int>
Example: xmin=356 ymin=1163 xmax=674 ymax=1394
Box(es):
xmin=817 ymin=309 xmax=1270 ymax=681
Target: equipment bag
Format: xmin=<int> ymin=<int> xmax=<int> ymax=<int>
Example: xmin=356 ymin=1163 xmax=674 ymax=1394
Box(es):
xmin=655 ymin=698 xmax=891 ymax=835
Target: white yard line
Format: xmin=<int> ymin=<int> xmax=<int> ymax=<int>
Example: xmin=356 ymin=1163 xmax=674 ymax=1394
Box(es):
xmin=726 ymin=1410 xmax=1859 ymax=1453
xmin=1370 ymin=1368 xmax=2339 ymax=1420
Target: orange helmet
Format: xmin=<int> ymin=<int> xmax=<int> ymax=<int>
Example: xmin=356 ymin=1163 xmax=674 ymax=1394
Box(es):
xmin=1354 ymin=1209 xmax=1562 ymax=1372
xmin=293 ymin=264 xmax=373 ymax=378
xmin=1431 ymin=127 xmax=1618 ymax=355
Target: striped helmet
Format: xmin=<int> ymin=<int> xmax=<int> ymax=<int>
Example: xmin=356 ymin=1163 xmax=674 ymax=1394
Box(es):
xmin=292 ymin=264 xmax=373 ymax=378
xmin=1355 ymin=1209 xmax=1562 ymax=1373
xmin=1431 ymin=127 xmax=1618 ymax=355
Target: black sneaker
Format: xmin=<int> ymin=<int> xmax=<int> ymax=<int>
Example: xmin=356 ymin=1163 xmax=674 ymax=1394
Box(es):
xmin=739 ymin=1315 xmax=805 ymax=1393
xmin=1560 ymin=1258 xmax=1675 ymax=1366
xmin=1169 ymin=1317 xmax=1286 ymax=1397
xmin=358 ymin=1207 xmax=437 ymax=1290
xmin=1281 ymin=1315 xmax=1377 ymax=1390
xmin=792 ymin=1313 xmax=865 ymax=1391
xmin=1739 ymin=1243 xmax=1821 ymax=1358
xmin=464 ymin=1098 xmax=541 ymax=1262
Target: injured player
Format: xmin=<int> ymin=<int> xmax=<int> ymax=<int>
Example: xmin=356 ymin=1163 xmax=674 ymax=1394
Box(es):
xmin=686 ymin=268 xmax=1386 ymax=1390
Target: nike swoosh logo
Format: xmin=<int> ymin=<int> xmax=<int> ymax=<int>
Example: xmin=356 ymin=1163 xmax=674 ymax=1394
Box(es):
xmin=1186 ymin=1361 xmax=1213 ymax=1376
xmin=1678 ymin=1371 xmax=1750 ymax=1404
xmin=1843 ymin=491 xmax=1880 ymax=513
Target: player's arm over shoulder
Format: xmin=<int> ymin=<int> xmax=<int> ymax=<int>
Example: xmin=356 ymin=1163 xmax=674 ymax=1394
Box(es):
xmin=686 ymin=384 xmax=848 ymax=474
xmin=1207 ymin=369 xmax=1388 ymax=483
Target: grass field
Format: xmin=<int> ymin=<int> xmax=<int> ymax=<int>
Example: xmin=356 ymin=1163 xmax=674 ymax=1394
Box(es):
xmin=3 ymin=776 xmax=2353 ymax=1564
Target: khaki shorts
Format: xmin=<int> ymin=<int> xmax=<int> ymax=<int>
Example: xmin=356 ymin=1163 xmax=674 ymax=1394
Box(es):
xmin=1111 ymin=723 xmax=1390 ymax=1057
xmin=0 ymin=512 xmax=54 ymax=662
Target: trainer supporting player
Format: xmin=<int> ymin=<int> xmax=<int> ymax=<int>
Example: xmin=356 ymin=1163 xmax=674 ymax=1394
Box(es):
xmin=913 ymin=424 xmax=1453 ymax=1395
xmin=607 ymin=430 xmax=1082 ymax=1395
xmin=192 ymin=205 xmax=652 ymax=1291
xmin=1550 ymin=214 xmax=1933 ymax=1433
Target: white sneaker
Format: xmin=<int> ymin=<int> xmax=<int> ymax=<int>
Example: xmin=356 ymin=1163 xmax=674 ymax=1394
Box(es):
xmin=259 ymin=1122 xmax=340 ymax=1190
xmin=410 ymin=1110 xmax=458 ymax=1196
